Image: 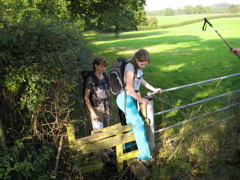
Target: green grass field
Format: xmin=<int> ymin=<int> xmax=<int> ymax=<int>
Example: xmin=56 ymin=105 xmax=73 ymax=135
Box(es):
xmin=85 ymin=16 xmax=240 ymax=92
xmin=156 ymin=14 xmax=239 ymax=26
xmin=156 ymin=14 xmax=216 ymax=26
xmin=84 ymin=15 xmax=240 ymax=179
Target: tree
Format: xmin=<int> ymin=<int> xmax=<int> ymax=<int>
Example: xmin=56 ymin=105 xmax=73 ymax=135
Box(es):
xmin=148 ymin=17 xmax=158 ymax=29
xmin=98 ymin=3 xmax=146 ymax=37
xmin=194 ymin=5 xmax=204 ymax=14
xmin=210 ymin=3 xmax=230 ymax=13
xmin=67 ymin=0 xmax=147 ymax=38
xmin=175 ymin=8 xmax=183 ymax=15
xmin=0 ymin=0 xmax=70 ymax=24
xmin=164 ymin=8 xmax=174 ymax=16
xmin=227 ymin=4 xmax=240 ymax=13
xmin=204 ymin=6 xmax=214 ymax=14
xmin=146 ymin=10 xmax=164 ymax=16
xmin=182 ymin=5 xmax=194 ymax=14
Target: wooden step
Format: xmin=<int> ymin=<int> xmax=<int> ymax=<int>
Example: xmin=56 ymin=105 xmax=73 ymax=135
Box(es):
xmin=127 ymin=158 xmax=152 ymax=180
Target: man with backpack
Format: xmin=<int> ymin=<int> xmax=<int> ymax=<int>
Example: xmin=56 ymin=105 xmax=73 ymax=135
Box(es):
xmin=83 ymin=56 xmax=114 ymax=165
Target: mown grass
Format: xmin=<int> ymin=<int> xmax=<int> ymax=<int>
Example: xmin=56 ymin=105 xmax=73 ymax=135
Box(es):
xmin=156 ymin=14 xmax=240 ymax=27
xmin=85 ymin=16 xmax=240 ymax=92
xmin=84 ymin=15 xmax=240 ymax=179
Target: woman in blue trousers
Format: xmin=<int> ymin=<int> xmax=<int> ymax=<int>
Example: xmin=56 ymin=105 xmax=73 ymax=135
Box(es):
xmin=116 ymin=49 xmax=164 ymax=166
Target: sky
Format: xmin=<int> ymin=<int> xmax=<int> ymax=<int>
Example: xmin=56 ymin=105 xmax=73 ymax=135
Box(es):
xmin=144 ymin=0 xmax=240 ymax=11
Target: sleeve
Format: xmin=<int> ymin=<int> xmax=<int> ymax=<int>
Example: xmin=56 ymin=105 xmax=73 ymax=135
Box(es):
xmin=124 ymin=63 xmax=135 ymax=74
xmin=85 ymin=76 xmax=93 ymax=91
xmin=124 ymin=63 xmax=135 ymax=84
xmin=124 ymin=63 xmax=143 ymax=91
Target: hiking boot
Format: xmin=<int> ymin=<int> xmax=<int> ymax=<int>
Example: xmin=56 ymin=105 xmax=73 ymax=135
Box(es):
xmin=137 ymin=158 xmax=154 ymax=167
xmin=103 ymin=148 xmax=116 ymax=158
xmin=226 ymin=152 xmax=240 ymax=164
xmin=101 ymin=152 xmax=111 ymax=163
xmin=107 ymin=150 xmax=116 ymax=158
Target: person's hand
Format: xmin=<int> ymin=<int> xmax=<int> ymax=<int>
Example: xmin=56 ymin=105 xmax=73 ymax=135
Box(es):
xmin=138 ymin=98 xmax=149 ymax=105
xmin=230 ymin=48 xmax=240 ymax=56
xmin=91 ymin=112 xmax=98 ymax=121
xmin=154 ymin=88 xmax=164 ymax=94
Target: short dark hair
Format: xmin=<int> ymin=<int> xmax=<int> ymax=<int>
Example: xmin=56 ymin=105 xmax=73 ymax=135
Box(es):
xmin=93 ymin=56 xmax=108 ymax=72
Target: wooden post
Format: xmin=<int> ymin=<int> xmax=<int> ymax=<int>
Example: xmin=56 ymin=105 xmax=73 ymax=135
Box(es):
xmin=139 ymin=102 xmax=149 ymax=125
xmin=116 ymin=142 xmax=124 ymax=172
xmin=145 ymin=96 xmax=155 ymax=156
xmin=66 ymin=124 xmax=76 ymax=148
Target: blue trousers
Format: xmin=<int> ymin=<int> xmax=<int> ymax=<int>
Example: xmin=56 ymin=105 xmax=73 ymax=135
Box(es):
xmin=116 ymin=92 xmax=151 ymax=160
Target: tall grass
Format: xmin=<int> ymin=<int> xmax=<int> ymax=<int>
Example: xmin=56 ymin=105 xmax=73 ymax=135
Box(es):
xmin=84 ymin=15 xmax=240 ymax=179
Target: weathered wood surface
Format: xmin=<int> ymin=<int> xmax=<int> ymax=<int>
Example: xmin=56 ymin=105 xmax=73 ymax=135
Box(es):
xmin=67 ymin=121 xmax=152 ymax=179
xmin=67 ymin=123 xmax=138 ymax=173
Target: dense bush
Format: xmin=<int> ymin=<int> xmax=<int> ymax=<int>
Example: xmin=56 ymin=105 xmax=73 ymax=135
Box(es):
xmin=148 ymin=17 xmax=158 ymax=29
xmin=0 ymin=141 xmax=54 ymax=179
xmin=0 ymin=18 xmax=93 ymax=178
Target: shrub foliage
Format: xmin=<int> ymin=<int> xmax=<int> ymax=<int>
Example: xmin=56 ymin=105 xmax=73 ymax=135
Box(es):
xmin=0 ymin=18 xmax=93 ymax=178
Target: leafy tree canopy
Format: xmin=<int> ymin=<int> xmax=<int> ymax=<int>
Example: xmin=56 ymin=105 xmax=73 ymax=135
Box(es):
xmin=67 ymin=0 xmax=147 ymax=37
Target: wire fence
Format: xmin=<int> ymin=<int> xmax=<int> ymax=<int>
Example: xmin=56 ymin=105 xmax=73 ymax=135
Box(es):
xmin=145 ymin=73 xmax=240 ymax=151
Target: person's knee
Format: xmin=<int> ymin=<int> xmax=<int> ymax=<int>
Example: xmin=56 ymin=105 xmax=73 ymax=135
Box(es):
xmin=131 ymin=118 xmax=144 ymax=130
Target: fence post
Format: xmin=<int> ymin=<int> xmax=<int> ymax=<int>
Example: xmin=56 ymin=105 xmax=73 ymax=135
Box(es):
xmin=67 ymin=124 xmax=76 ymax=148
xmin=145 ymin=95 xmax=155 ymax=156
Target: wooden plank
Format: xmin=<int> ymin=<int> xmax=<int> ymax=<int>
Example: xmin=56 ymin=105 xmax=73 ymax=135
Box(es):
xmin=117 ymin=150 xmax=139 ymax=162
xmin=80 ymin=162 xmax=103 ymax=174
xmin=74 ymin=124 xmax=133 ymax=146
xmin=127 ymin=158 xmax=152 ymax=180
xmin=116 ymin=150 xmax=139 ymax=173
xmin=91 ymin=123 xmax=122 ymax=135
xmin=139 ymin=102 xmax=150 ymax=125
xmin=75 ymin=131 xmax=136 ymax=153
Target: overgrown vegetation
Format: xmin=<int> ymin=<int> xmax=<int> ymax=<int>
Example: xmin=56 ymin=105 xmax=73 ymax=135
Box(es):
xmin=0 ymin=0 xmax=240 ymax=179
xmin=0 ymin=17 xmax=93 ymax=179
xmin=0 ymin=141 xmax=54 ymax=179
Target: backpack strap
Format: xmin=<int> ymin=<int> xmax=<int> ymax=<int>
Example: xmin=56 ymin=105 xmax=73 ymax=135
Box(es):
xmin=127 ymin=61 xmax=138 ymax=80
xmin=91 ymin=73 xmax=99 ymax=88
xmin=131 ymin=61 xmax=138 ymax=79
xmin=103 ymin=72 xmax=109 ymax=88
xmin=123 ymin=61 xmax=137 ymax=116
xmin=92 ymin=72 xmax=109 ymax=88
xmin=103 ymin=72 xmax=110 ymax=97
